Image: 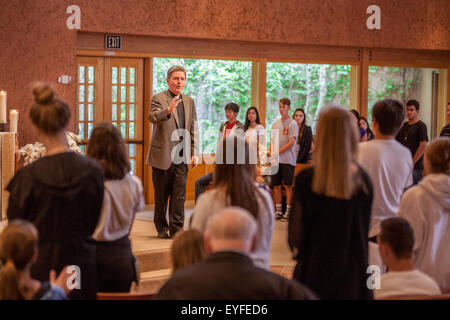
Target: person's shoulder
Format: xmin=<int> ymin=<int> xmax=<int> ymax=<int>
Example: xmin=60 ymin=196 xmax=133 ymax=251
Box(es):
xmin=9 ymin=161 xmax=33 ymax=183
xmin=129 ymin=173 xmax=143 ymax=188
xmin=391 ymin=140 xmax=414 ymax=157
xmin=255 ymin=183 xmax=273 ymax=205
xmin=74 ymin=153 xmax=102 ymax=171
xmin=271 ymin=119 xmax=281 ymax=127
xmin=413 ymin=270 xmax=442 ymax=288
xmin=152 ymin=91 xmax=169 ymax=101
xmin=401 ymin=182 xmax=420 ymax=199
xmin=289 ymin=118 xmax=298 ymax=127
xmin=196 ymin=189 xmax=222 ymax=207
xmin=67 ymin=154 xmax=103 ymax=182
xmin=418 ymin=120 xmax=428 ymax=128
xmin=181 ymin=92 xmax=194 ymax=101
xmin=256 ymin=267 xmax=317 ymax=299
xmin=358 ymin=139 xmax=376 ymax=151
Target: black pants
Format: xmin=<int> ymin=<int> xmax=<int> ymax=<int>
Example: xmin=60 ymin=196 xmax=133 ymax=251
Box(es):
xmin=152 ymin=163 xmax=188 ymax=236
xmin=412 ymin=168 xmax=423 ymax=185
xmin=32 ymin=240 xmax=97 ymax=300
xmin=96 ymin=235 xmax=134 ymax=292
xmin=195 ymin=172 xmax=213 ymax=203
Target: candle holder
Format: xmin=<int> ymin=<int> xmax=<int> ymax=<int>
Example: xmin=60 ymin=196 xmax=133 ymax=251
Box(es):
xmin=0 ymin=123 xmax=6 ymax=132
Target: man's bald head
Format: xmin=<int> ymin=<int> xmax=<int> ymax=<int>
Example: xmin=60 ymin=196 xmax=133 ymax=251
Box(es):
xmin=204 ymin=207 xmax=257 ymax=254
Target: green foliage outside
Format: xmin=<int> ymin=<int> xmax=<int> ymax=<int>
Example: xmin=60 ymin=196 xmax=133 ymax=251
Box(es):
xmin=153 ymin=59 xmax=421 ymax=152
xmin=266 ymin=63 xmax=351 ymax=132
xmin=368 ymin=66 xmax=421 ymax=123
xmin=153 ymin=58 xmax=251 ymax=153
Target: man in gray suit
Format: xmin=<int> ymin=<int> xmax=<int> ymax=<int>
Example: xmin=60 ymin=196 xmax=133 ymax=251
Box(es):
xmin=146 ymin=65 xmax=198 ymax=239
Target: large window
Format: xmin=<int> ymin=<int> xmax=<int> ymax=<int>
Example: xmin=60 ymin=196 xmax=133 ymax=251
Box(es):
xmin=153 ymin=58 xmax=252 ymax=153
xmin=266 ymin=63 xmax=351 ymax=131
xmin=368 ymin=66 xmax=441 ymax=138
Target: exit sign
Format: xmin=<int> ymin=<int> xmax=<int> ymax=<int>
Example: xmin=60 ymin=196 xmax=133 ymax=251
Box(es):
xmin=105 ymin=35 xmax=122 ymax=49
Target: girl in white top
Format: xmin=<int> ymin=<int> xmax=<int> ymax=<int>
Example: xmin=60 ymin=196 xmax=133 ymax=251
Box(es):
xmin=191 ymin=135 xmax=274 ymax=270
xmin=398 ymin=138 xmax=450 ymax=293
xmin=244 ymin=107 xmax=268 ymax=166
xmin=87 ymin=122 xmax=145 ymax=292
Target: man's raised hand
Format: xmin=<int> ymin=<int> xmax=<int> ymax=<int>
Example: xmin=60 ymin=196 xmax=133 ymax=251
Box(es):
xmin=168 ymin=95 xmax=183 ymax=114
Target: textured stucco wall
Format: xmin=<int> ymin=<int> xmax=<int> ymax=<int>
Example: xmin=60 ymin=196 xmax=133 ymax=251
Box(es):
xmin=80 ymin=0 xmax=450 ymax=50
xmin=0 ymin=0 xmax=77 ymax=146
xmin=0 ymin=0 xmax=449 ymax=145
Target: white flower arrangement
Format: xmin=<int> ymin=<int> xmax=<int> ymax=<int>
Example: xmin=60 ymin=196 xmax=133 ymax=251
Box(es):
xmin=18 ymin=131 xmax=83 ymax=166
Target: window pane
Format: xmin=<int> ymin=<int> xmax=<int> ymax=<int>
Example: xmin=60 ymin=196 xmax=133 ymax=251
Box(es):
xmin=130 ymin=159 xmax=136 ymax=174
xmin=88 ymin=66 xmax=95 ymax=83
xmin=129 ymin=122 xmax=135 ymax=139
xmin=120 ymin=104 xmax=127 ymax=120
xmin=120 ymin=122 xmax=126 ymax=138
xmin=121 ymin=86 xmax=127 ymax=102
xmin=79 ymin=85 xmax=85 ymax=102
xmin=112 ymin=67 xmax=118 ymax=84
xmin=112 ymin=85 xmax=118 ymax=103
xmin=369 ymin=66 xmax=437 ymax=138
xmin=129 ymin=144 xmax=136 ymax=157
xmin=88 ymin=123 xmax=94 ymax=138
xmin=78 ymin=104 xmax=85 ymax=121
xmin=79 ymin=145 xmax=85 ymax=155
xmin=266 ymin=63 xmax=351 ymax=132
xmin=112 ymin=104 xmax=117 ymax=121
xmin=88 ymin=85 xmax=95 ymax=102
xmin=129 ymin=86 xmax=135 ymax=103
xmin=112 ymin=121 xmax=118 ymax=127
xmin=153 ymin=58 xmax=252 ymax=153
xmin=129 ymin=104 xmax=135 ymax=121
xmin=88 ymin=104 xmax=94 ymax=121
xmin=121 ymin=67 xmax=127 ymax=84
xmin=79 ymin=66 xmax=85 ymax=83
xmin=130 ymin=68 xmax=135 ymax=84
xmin=78 ymin=123 xmax=85 ymax=139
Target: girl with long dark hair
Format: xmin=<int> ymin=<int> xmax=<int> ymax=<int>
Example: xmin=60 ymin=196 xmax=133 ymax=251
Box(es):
xmin=87 ymin=122 xmax=145 ymax=292
xmin=293 ymin=108 xmax=313 ymax=163
xmin=191 ymin=136 xmax=274 ymax=270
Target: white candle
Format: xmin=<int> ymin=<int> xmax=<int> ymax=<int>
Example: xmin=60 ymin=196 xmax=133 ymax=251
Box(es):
xmin=0 ymin=91 xmax=6 ymax=123
xmin=10 ymin=110 xmax=18 ymax=133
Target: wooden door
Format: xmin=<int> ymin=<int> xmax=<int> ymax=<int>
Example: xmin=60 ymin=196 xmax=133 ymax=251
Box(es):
xmin=76 ymin=57 xmax=144 ymax=180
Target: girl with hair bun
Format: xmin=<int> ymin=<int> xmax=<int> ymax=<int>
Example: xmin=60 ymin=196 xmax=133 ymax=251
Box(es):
xmin=6 ymin=83 xmax=104 ymax=300
xmin=0 ymin=220 xmax=72 ymax=300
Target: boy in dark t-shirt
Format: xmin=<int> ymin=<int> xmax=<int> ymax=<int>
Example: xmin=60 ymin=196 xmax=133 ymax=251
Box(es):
xmin=439 ymin=102 xmax=450 ymax=137
xmin=395 ymin=99 xmax=428 ymax=185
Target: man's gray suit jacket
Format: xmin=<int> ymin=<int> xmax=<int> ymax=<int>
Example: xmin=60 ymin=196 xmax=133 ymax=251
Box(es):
xmin=146 ymin=90 xmax=198 ymax=171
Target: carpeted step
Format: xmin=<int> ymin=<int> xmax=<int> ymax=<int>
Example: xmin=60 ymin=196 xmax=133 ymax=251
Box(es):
xmin=134 ymin=248 xmax=171 ymax=273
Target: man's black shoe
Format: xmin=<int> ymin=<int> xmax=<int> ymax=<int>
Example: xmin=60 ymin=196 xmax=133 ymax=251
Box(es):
xmin=157 ymin=232 xmax=170 ymax=239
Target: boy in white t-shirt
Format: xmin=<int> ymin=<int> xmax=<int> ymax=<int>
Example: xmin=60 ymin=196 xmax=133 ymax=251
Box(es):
xmin=374 ymin=217 xmax=441 ymax=299
xmin=270 ymin=98 xmax=298 ymax=220
xmin=357 ymin=99 xmax=413 ymax=240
